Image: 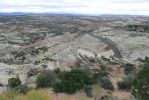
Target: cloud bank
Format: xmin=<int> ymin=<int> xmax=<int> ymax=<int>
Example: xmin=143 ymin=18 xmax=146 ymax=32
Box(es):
xmin=0 ymin=0 xmax=149 ymax=15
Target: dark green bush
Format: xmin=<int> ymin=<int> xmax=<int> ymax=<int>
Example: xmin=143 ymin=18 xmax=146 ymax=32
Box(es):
xmin=52 ymin=82 xmax=63 ymax=93
xmin=118 ymin=74 xmax=135 ymax=90
xmin=125 ymin=24 xmax=149 ymax=32
xmin=124 ymin=63 xmax=135 ymax=74
xmin=53 ymin=69 xmax=94 ymax=93
xmin=36 ymin=70 xmax=57 ymax=88
xmin=53 ymin=68 xmax=60 ymax=74
xmin=132 ymin=67 xmax=149 ymax=100
xmin=8 ymin=76 xmax=21 ymax=88
xmin=84 ymin=85 xmax=93 ymax=97
xmin=99 ymin=77 xmax=114 ymax=90
xmin=93 ymin=65 xmax=108 ymax=83
xmin=15 ymin=84 xmax=29 ymax=94
xmin=118 ymin=81 xmax=131 ymax=90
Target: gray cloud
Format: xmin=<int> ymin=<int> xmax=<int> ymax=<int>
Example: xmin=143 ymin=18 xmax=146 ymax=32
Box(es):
xmin=0 ymin=0 xmax=149 ymax=15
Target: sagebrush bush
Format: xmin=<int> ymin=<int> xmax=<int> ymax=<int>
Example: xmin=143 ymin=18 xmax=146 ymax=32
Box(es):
xmin=84 ymin=85 xmax=93 ymax=97
xmin=36 ymin=70 xmax=58 ymax=88
xmin=118 ymin=74 xmax=135 ymax=90
xmin=15 ymin=84 xmax=29 ymax=94
xmin=99 ymin=77 xmax=114 ymax=90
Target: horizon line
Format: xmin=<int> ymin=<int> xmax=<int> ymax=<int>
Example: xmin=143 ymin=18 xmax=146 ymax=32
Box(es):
xmin=0 ymin=12 xmax=149 ymax=16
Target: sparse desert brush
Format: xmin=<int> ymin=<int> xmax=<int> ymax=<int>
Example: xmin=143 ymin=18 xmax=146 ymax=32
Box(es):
xmin=15 ymin=89 xmax=51 ymax=100
xmin=0 ymin=89 xmax=51 ymax=100
xmin=0 ymin=90 xmax=19 ymax=100
xmin=117 ymin=74 xmax=135 ymax=90
xmin=99 ymin=77 xmax=114 ymax=91
xmin=92 ymin=84 xmax=103 ymax=95
xmin=37 ymin=70 xmax=58 ymax=88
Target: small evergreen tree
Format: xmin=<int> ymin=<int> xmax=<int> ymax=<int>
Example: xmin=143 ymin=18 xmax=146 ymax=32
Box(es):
xmin=8 ymin=76 xmax=21 ymax=88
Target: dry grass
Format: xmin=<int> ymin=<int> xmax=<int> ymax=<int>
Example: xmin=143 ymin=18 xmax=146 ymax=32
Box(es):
xmin=0 ymin=89 xmax=51 ymax=100
xmin=0 ymin=88 xmax=94 ymax=100
xmin=43 ymin=88 xmax=93 ymax=100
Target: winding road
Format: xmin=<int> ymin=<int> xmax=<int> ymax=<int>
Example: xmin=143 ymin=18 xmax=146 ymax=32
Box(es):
xmin=89 ymin=33 xmax=123 ymax=58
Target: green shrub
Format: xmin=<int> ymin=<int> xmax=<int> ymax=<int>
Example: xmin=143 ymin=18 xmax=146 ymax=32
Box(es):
xmin=93 ymin=65 xmax=108 ymax=83
xmin=53 ymin=68 xmax=60 ymax=74
xmin=118 ymin=74 xmax=135 ymax=90
xmin=53 ymin=69 xmax=94 ymax=93
xmin=124 ymin=63 xmax=135 ymax=74
xmin=99 ymin=65 xmax=109 ymax=76
xmin=118 ymin=81 xmax=131 ymax=90
xmin=8 ymin=76 xmax=21 ymax=88
xmin=84 ymin=85 xmax=93 ymax=97
xmin=125 ymin=24 xmax=149 ymax=32
xmin=15 ymin=84 xmax=29 ymax=94
xmin=132 ymin=67 xmax=149 ymax=100
xmin=36 ymin=70 xmax=57 ymax=88
xmin=99 ymin=77 xmax=114 ymax=90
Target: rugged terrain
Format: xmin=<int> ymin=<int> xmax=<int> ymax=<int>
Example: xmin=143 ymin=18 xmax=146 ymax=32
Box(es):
xmin=0 ymin=14 xmax=149 ymax=99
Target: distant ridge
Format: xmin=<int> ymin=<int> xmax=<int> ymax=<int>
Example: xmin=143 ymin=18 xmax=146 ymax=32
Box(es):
xmin=0 ymin=12 xmax=32 ymax=15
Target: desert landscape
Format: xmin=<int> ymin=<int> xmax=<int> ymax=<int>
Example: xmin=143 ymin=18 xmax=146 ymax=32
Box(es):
xmin=0 ymin=14 xmax=149 ymax=100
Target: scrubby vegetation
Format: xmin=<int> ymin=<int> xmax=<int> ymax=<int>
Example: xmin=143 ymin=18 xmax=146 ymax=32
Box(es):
xmin=21 ymin=33 xmax=45 ymax=44
xmin=0 ymin=89 xmax=50 ymax=100
xmin=123 ymin=63 xmax=135 ymax=74
xmin=2 ymin=56 xmax=149 ymax=99
xmin=99 ymin=77 xmax=114 ymax=90
xmin=8 ymin=76 xmax=21 ymax=89
xmin=14 ymin=84 xmax=29 ymax=94
xmin=118 ymin=74 xmax=135 ymax=90
xmin=132 ymin=67 xmax=149 ymax=100
xmin=52 ymin=65 xmax=113 ymax=94
xmin=7 ymin=76 xmax=29 ymax=94
xmin=92 ymin=65 xmax=113 ymax=91
xmin=124 ymin=24 xmax=149 ymax=32
xmin=37 ymin=70 xmax=58 ymax=88
xmin=0 ymin=90 xmax=19 ymax=100
xmin=53 ymin=69 xmax=94 ymax=93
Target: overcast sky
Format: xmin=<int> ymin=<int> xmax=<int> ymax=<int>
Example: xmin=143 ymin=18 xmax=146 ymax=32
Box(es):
xmin=1 ymin=0 xmax=149 ymax=15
